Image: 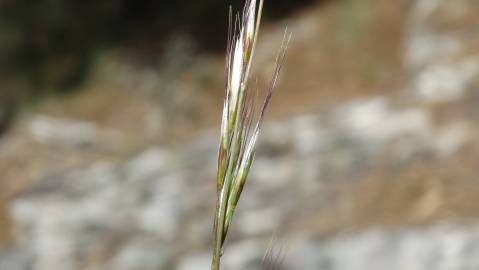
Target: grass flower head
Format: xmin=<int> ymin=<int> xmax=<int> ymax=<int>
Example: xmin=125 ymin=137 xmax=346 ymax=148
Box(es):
xmin=212 ymin=0 xmax=290 ymax=269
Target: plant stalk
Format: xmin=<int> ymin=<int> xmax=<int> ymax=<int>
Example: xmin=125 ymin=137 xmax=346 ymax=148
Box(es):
xmin=212 ymin=178 xmax=230 ymax=270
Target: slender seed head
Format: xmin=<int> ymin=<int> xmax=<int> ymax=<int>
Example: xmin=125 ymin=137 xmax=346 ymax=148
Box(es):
xmin=212 ymin=1 xmax=290 ymax=269
xmin=229 ymin=36 xmax=244 ymax=112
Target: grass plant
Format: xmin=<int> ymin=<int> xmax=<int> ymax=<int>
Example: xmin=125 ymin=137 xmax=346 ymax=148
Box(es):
xmin=211 ymin=0 xmax=290 ymax=269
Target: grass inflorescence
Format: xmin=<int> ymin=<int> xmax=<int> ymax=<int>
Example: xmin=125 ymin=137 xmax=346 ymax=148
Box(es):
xmin=211 ymin=0 xmax=290 ymax=269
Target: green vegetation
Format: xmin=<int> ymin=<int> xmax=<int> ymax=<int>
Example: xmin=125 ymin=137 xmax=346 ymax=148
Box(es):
xmin=211 ymin=1 xmax=289 ymax=269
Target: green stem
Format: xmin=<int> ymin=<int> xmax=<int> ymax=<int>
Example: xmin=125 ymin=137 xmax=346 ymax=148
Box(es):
xmin=211 ymin=207 xmax=223 ymax=270
xmin=212 ymin=175 xmax=231 ymax=270
xmin=211 ymin=246 xmax=221 ymax=270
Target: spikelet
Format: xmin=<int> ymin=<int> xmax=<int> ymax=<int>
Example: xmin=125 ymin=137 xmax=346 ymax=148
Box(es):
xmin=212 ymin=0 xmax=290 ymax=269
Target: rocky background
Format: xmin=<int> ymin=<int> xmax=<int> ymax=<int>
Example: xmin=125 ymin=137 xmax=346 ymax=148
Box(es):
xmin=1 ymin=0 xmax=479 ymax=269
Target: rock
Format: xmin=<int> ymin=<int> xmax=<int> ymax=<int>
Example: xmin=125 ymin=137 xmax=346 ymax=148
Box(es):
xmin=101 ymin=237 xmax=171 ymax=270
xmin=285 ymin=224 xmax=479 ymax=270
xmin=6 ymin=90 xmax=474 ymax=269
xmin=29 ymin=115 xmax=112 ymax=148
xmin=221 ymin=239 xmax=266 ymax=270
xmin=5 ymin=92 xmax=473 ymax=269
xmin=414 ymin=58 xmax=479 ymax=102
xmin=8 ymin=157 xmax=190 ymax=270
xmin=237 ymin=207 xmax=283 ymax=236
xmin=407 ymin=0 xmax=469 ymax=69
xmin=177 ymin=252 xmax=211 ymax=270
xmin=407 ymin=0 xmax=479 ymax=101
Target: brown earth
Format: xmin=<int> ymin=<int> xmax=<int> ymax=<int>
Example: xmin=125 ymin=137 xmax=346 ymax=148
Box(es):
xmin=1 ymin=0 xmax=477 ymax=248
xmin=0 ymin=0 xmax=420 ymax=247
xmin=31 ymin=0 xmax=409 ymax=136
xmin=308 ymin=132 xmax=479 ymax=235
xmin=0 ymin=200 xmax=12 ymax=247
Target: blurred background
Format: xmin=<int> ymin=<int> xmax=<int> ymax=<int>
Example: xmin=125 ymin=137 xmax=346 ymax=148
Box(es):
xmin=1 ymin=0 xmax=479 ymax=269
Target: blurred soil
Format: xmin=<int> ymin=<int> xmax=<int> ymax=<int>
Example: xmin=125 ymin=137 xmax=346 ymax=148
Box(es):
xmin=1 ymin=0 xmax=479 ymax=268
xmin=0 ymin=201 xmax=12 ymax=247
xmin=267 ymin=0 xmax=407 ymax=117
xmin=0 ymin=0 xmax=439 ymax=246
xmin=312 ymin=140 xmax=479 ymax=235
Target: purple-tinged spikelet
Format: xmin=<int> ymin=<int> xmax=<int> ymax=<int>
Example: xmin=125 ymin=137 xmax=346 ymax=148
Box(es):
xmin=212 ymin=1 xmax=290 ymax=269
